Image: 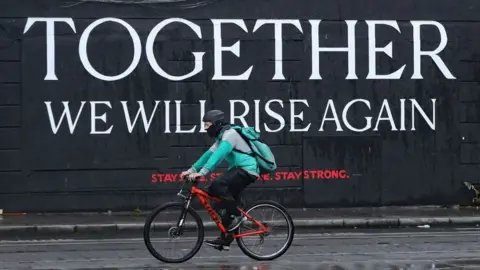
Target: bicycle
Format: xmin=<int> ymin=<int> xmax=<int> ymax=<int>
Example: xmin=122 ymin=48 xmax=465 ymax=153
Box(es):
xmin=143 ymin=176 xmax=295 ymax=263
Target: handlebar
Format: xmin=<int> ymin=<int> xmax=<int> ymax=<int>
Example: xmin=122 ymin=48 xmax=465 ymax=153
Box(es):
xmin=177 ymin=176 xmax=201 ymax=199
xmin=180 ymin=176 xmax=200 ymax=186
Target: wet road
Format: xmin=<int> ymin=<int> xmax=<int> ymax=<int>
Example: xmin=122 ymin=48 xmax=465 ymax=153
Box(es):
xmin=1 ymin=228 xmax=480 ymax=269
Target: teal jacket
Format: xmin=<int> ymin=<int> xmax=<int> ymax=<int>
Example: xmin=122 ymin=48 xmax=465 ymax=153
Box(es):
xmin=189 ymin=128 xmax=259 ymax=177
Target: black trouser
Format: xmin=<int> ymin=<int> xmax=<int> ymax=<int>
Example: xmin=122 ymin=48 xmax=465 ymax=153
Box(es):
xmin=205 ymin=167 xmax=256 ymax=230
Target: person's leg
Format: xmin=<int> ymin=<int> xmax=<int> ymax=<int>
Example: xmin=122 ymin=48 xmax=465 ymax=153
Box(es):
xmin=223 ymin=168 xmax=256 ymax=231
xmin=204 ymin=168 xmax=255 ymax=249
xmin=204 ymin=173 xmax=234 ymax=249
xmin=208 ymin=199 xmax=234 ymax=250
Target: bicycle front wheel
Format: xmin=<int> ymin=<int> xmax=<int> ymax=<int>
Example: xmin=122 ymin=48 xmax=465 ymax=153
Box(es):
xmin=236 ymin=200 xmax=295 ymax=261
xmin=143 ymin=202 xmax=204 ymax=263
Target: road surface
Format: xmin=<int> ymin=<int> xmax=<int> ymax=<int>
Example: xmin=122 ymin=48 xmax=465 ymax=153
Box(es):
xmin=1 ymin=228 xmax=480 ymax=269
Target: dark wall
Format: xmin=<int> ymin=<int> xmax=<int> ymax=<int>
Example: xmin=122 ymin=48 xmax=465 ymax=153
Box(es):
xmin=0 ymin=0 xmax=478 ymax=212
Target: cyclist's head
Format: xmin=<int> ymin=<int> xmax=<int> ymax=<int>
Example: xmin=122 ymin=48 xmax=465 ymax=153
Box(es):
xmin=203 ymin=109 xmax=225 ymax=138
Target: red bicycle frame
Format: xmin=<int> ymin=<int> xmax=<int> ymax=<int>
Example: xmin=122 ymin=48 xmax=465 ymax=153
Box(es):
xmin=190 ymin=186 xmax=268 ymax=238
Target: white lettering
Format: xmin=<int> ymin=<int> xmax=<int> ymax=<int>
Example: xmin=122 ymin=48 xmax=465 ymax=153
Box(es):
xmin=199 ymin=100 xmax=207 ymax=133
xmin=45 ymin=101 xmax=85 ymax=134
xmin=254 ymin=100 xmax=261 ymax=132
xmin=289 ymin=99 xmax=311 ymax=132
xmin=411 ymin=21 xmax=455 ymax=79
xmin=264 ymin=99 xmax=285 ymax=132
xmin=230 ymin=99 xmax=250 ymax=126
xmin=121 ymin=101 xmax=161 ymax=133
xmin=374 ymin=99 xmax=397 ymax=131
xmin=342 ymin=99 xmax=372 ymax=132
xmin=253 ymin=20 xmax=303 ymax=80
xmin=25 ymin=18 xmax=456 ymax=82
xmin=400 ymin=98 xmax=406 ymax=131
xmin=310 ymin=20 xmax=358 ymax=80
xmin=90 ymin=101 xmax=113 ymax=134
xmin=366 ymin=21 xmax=406 ymax=79
xmin=211 ymin=19 xmax=253 ymax=80
xmin=79 ymin=18 xmax=141 ymax=81
xmin=164 ymin=100 xmax=171 ymax=133
xmin=175 ymin=100 xmax=196 ymax=133
xmin=320 ymin=100 xmax=343 ymax=131
xmin=146 ymin=18 xmax=205 ymax=81
xmin=41 ymin=99 xmax=436 ymax=134
xmin=411 ymin=99 xmax=436 ymax=130
xmin=23 ymin=18 xmax=76 ymax=81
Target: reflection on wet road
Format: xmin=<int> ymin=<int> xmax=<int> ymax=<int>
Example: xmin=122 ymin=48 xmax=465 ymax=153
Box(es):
xmin=1 ymin=228 xmax=480 ymax=269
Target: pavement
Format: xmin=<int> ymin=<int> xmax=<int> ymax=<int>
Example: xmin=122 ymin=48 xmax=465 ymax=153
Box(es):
xmin=1 ymin=206 xmax=480 ymax=238
xmin=2 ymin=227 xmax=480 ymax=269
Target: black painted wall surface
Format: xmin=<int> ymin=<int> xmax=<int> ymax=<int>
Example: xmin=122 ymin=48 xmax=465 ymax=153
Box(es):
xmin=0 ymin=0 xmax=478 ymax=212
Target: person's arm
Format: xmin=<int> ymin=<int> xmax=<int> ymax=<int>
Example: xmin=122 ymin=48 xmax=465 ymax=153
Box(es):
xmin=187 ymin=142 xmax=218 ymax=173
xmin=198 ymin=140 xmax=234 ymax=176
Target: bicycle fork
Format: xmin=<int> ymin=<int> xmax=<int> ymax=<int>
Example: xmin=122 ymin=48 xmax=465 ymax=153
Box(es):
xmin=176 ymin=193 xmax=193 ymax=236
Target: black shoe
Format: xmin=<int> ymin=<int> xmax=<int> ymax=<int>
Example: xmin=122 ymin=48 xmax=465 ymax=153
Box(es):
xmin=227 ymin=214 xmax=247 ymax=232
xmin=205 ymin=236 xmax=233 ymax=251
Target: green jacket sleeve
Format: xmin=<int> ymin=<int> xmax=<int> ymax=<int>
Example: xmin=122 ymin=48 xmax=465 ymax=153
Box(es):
xmin=189 ymin=150 xmax=213 ymax=173
xmin=199 ymin=140 xmax=233 ymax=176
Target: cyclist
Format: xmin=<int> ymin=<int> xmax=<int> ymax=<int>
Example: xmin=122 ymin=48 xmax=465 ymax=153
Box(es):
xmin=181 ymin=109 xmax=258 ymax=251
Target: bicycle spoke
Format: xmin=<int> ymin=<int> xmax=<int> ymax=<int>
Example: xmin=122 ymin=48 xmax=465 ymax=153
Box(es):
xmin=237 ymin=202 xmax=294 ymax=260
xmin=143 ymin=202 xmax=204 ymax=263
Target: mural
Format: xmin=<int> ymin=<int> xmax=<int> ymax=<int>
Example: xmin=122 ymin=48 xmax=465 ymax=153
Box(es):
xmin=25 ymin=18 xmax=443 ymax=134
xmin=0 ymin=0 xmax=476 ymax=212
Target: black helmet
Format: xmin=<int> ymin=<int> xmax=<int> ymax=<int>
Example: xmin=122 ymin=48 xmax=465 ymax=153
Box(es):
xmin=203 ymin=109 xmax=229 ymax=138
xmin=202 ymin=109 xmax=225 ymax=125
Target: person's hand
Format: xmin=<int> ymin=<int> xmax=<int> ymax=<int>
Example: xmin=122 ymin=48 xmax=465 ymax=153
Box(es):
xmin=187 ymin=172 xmax=202 ymax=181
xmin=180 ymin=170 xmax=191 ymax=179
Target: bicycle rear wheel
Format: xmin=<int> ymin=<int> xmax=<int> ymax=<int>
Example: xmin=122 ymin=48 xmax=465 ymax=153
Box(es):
xmin=236 ymin=200 xmax=294 ymax=261
xmin=143 ymin=202 xmax=204 ymax=263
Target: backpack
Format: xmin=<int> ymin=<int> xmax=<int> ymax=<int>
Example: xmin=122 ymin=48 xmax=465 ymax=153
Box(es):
xmin=230 ymin=125 xmax=277 ymax=174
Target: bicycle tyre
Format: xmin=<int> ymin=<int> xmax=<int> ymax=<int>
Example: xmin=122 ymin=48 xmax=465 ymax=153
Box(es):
xmin=143 ymin=202 xmax=204 ymax=263
xmin=236 ymin=200 xmax=295 ymax=261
